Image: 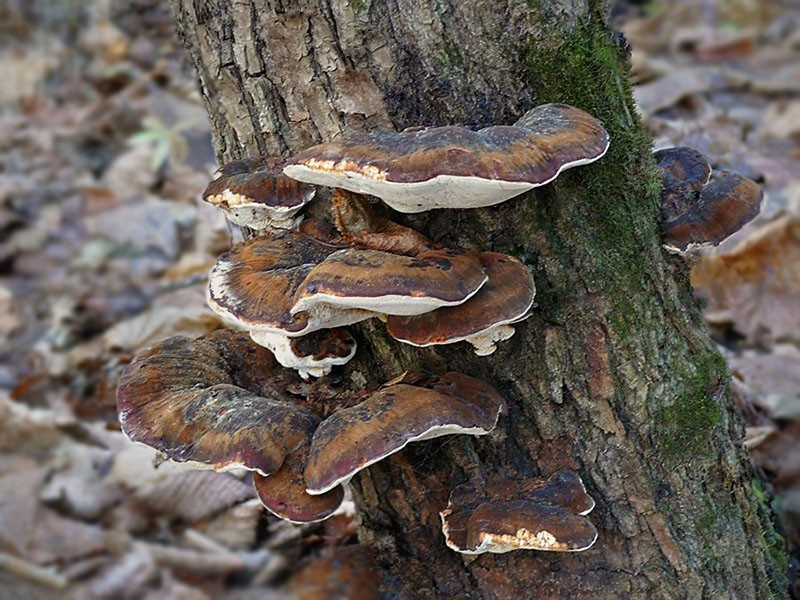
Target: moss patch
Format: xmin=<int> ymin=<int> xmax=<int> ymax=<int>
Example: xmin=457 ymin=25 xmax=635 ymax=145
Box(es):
xmin=511 ymin=19 xmax=664 ymax=339
xmin=752 ymin=480 xmax=790 ymax=596
xmin=654 ymin=354 xmax=726 ymax=461
xmin=438 ymin=36 xmax=465 ymax=73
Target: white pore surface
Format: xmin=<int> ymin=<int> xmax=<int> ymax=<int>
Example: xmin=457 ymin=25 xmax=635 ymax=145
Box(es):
xmin=306 ymin=406 xmax=504 ymax=495
xmin=209 ymin=189 xmax=306 ymax=230
xmin=291 ymin=275 xmax=487 ymax=317
xmin=249 ymin=330 xmax=356 ymax=379
xmin=469 ymin=527 xmax=598 ymax=554
xmin=468 ymin=324 xmax=517 ymax=356
xmin=283 ymin=145 xmax=608 ymax=213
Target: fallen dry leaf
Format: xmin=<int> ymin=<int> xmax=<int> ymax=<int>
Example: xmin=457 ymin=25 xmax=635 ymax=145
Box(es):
xmin=103 ymin=304 xmax=222 ymax=352
xmin=634 ymin=66 xmax=744 ymax=116
xmin=692 ymin=215 xmax=800 ymax=343
xmin=132 ymin=470 xmax=254 ymax=523
xmin=730 ymin=345 xmax=800 ymax=420
xmin=759 ymin=99 xmax=800 ymax=140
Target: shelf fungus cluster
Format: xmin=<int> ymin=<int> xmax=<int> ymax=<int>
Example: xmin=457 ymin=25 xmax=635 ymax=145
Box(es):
xmin=201 ymin=102 xmax=608 ymax=369
xmin=117 ymin=330 xmax=504 ymax=523
xmin=117 ymin=103 xmax=608 ymax=550
xmin=655 ymin=146 xmax=764 ymax=252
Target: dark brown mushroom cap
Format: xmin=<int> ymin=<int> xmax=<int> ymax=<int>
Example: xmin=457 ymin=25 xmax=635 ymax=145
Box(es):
xmin=291 ymin=248 xmax=488 ymax=316
xmin=654 ymin=146 xmax=712 ymax=193
xmin=661 ymin=170 xmax=764 ymax=251
xmin=331 ymin=188 xmax=436 ymax=256
xmin=209 ymin=223 xmax=485 ymax=333
xmin=253 ymin=444 xmax=344 ymax=524
xmin=440 ymin=469 xmax=596 ymax=554
xmin=283 ymin=103 xmax=609 ymax=212
xmin=116 ymin=330 xmax=318 ymax=476
xmin=492 ymin=468 xmax=595 ymax=516
xmin=206 ymin=226 xmax=339 ymax=335
xmin=203 ymin=156 xmax=315 ymax=212
xmin=655 ymin=147 xmax=713 ymax=226
xmin=304 ymin=372 xmax=505 ymax=495
xmin=465 ymin=500 xmax=598 ymax=553
xmin=385 ymin=252 xmax=534 ymax=350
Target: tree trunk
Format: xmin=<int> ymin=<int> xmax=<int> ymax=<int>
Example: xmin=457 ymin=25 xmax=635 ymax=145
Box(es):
xmin=168 ymin=1 xmax=787 ymax=597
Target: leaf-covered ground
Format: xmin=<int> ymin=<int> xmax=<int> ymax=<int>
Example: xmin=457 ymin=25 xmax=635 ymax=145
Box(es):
xmin=1 ymin=0 xmax=798 ymax=597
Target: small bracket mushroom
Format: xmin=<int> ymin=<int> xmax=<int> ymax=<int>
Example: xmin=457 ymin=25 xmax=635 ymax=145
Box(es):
xmin=203 ymin=156 xmax=315 ymax=231
xmin=440 ymin=469 xmax=597 ymax=554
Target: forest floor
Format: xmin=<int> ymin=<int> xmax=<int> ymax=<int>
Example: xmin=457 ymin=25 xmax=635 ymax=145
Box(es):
xmin=1 ymin=0 xmax=799 ymax=597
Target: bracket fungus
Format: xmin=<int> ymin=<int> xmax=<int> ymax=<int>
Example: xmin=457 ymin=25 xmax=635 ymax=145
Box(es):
xmin=208 ymin=223 xmax=488 ymax=338
xmin=283 ymin=103 xmax=609 ymax=212
xmin=331 ymin=188 xmax=437 ymax=256
xmin=655 ymin=147 xmax=764 ymax=252
xmin=117 ymin=102 xmax=618 ymax=544
xmin=290 ymin=246 xmax=488 ymax=317
xmin=386 ymin=252 xmax=535 ymax=355
xmin=440 ymin=469 xmax=597 ymax=554
xmin=304 ymin=372 xmax=506 ymax=495
xmin=203 ymin=156 xmax=315 ymax=231
xmin=117 ymin=330 xmax=318 ymax=476
xmin=207 ymin=224 xmax=374 ymax=337
xmin=253 ymin=444 xmax=345 ymax=524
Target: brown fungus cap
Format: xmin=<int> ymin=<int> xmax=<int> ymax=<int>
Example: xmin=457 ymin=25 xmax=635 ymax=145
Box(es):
xmin=284 ymin=103 xmax=609 ymax=213
xmin=465 ymin=500 xmax=598 ymax=553
xmin=208 ymin=222 xmax=486 ymax=335
xmin=206 ymin=223 xmax=376 ymax=336
xmin=203 ymin=156 xmax=315 ymax=230
xmin=654 ymin=146 xmax=712 ymax=193
xmin=661 ymin=170 xmax=764 ymax=252
xmin=655 ymin=147 xmax=712 ymax=227
xmin=331 ymin=188 xmax=437 ymax=256
xmin=440 ymin=469 xmax=597 ymax=554
xmin=249 ymin=328 xmax=357 ymax=379
xmin=304 ymin=372 xmax=505 ymax=495
xmin=386 ymin=252 xmax=535 ymax=355
xmin=291 ymin=247 xmax=488 ymax=317
xmin=117 ymin=330 xmax=318 ymax=476
xmin=253 ymin=443 xmax=345 ymax=524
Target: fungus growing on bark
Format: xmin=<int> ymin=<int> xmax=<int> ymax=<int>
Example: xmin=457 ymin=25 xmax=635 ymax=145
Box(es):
xmin=208 ymin=223 xmax=488 ymax=337
xmin=654 ymin=146 xmax=711 ymax=194
xmin=253 ymin=444 xmax=345 ymax=524
xmin=440 ymin=469 xmax=597 ymax=554
xmin=203 ymin=156 xmax=315 ymax=230
xmin=206 ymin=224 xmax=375 ymax=337
xmin=304 ymin=372 xmax=505 ymax=495
xmin=655 ymin=148 xmax=763 ymax=252
xmin=283 ymin=103 xmax=609 ymax=212
xmin=330 ymin=188 xmax=437 ymax=255
xmin=290 ymin=247 xmax=488 ymax=317
xmin=116 ymin=330 xmax=317 ymax=476
xmin=249 ymin=328 xmax=357 ymax=380
xmin=386 ymin=252 xmax=535 ymax=355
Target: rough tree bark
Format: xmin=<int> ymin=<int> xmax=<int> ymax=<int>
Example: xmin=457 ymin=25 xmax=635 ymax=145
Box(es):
xmin=168 ymin=1 xmax=787 ymax=598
